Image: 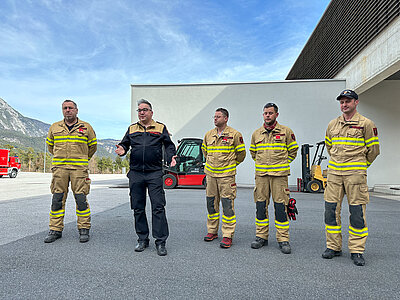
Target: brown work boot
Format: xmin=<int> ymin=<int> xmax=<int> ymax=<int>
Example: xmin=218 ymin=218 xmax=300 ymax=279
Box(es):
xmin=220 ymin=237 xmax=232 ymax=248
xmin=204 ymin=233 xmax=218 ymax=242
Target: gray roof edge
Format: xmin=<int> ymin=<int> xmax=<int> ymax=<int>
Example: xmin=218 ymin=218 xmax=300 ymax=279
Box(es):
xmin=131 ymin=79 xmax=345 ymax=88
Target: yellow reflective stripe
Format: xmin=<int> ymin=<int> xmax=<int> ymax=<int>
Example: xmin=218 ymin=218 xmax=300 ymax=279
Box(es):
xmin=207 ymin=146 xmax=235 ymax=153
xmin=325 ymin=225 xmax=341 ymax=233
xmin=255 ymin=163 xmax=290 ymax=172
xmin=88 ymin=138 xmax=97 ymax=145
xmin=366 ymin=161 xmax=371 ymax=166
xmin=76 ymin=208 xmax=91 ymax=217
xmin=287 ymin=142 xmax=299 ymax=150
xmin=208 ymin=213 xmax=220 ymax=220
xmin=288 ymin=155 xmax=294 ymax=163
xmin=235 ymin=144 xmax=246 ymax=151
xmin=253 ymin=143 xmax=286 ymax=151
xmin=46 ymin=138 xmax=54 ymax=146
xmin=50 ymin=209 xmax=65 ymax=217
xmin=54 ymin=135 xmax=88 ymax=142
xmin=222 ymin=215 xmax=236 ymax=223
xmin=52 ymin=158 xmax=89 ymax=166
xmin=331 ymin=137 xmax=365 ymax=146
xmin=255 ymin=218 xmax=269 ymax=226
xmin=249 ymin=144 xmax=256 ymax=151
xmin=349 ymin=226 xmax=368 ymax=237
xmin=365 ymin=136 xmax=379 ymax=147
xmin=325 ymin=136 xmax=332 ymax=146
xmin=205 ymin=163 xmax=236 ymax=173
xmin=328 ymin=161 xmax=367 ymax=170
xmin=275 ymin=220 xmax=289 ymax=228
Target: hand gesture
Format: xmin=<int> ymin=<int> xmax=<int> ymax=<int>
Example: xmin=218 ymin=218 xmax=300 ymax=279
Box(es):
xmin=115 ymin=145 xmax=126 ymax=156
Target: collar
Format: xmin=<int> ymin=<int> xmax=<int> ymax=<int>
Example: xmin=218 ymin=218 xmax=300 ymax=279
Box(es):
xmin=339 ymin=111 xmax=361 ymax=124
xmin=138 ymin=119 xmax=156 ymax=129
xmin=263 ymin=121 xmax=277 ymax=131
xmin=262 ymin=121 xmax=281 ymax=133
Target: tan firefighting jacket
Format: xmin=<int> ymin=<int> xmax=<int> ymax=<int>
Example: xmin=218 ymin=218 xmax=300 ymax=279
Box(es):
xmin=250 ymin=122 xmax=298 ymax=176
xmin=202 ymin=126 xmax=246 ymax=177
xmin=46 ymin=118 xmax=97 ymax=169
xmin=325 ymin=112 xmax=380 ymax=175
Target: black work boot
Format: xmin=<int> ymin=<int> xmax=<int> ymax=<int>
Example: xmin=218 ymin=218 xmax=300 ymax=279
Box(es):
xmin=156 ymin=244 xmax=167 ymax=256
xmin=251 ymin=237 xmax=268 ymax=249
xmin=79 ymin=228 xmax=90 ymax=243
xmin=44 ymin=230 xmax=62 ymax=243
xmin=134 ymin=240 xmax=149 ymax=252
xmin=322 ymin=248 xmax=342 ymax=259
xmin=278 ymin=241 xmax=291 ymax=254
xmin=351 ymin=253 xmax=365 ymax=266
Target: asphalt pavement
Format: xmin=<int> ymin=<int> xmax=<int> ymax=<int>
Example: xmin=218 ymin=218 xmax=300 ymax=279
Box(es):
xmin=0 ymin=174 xmax=399 ymax=299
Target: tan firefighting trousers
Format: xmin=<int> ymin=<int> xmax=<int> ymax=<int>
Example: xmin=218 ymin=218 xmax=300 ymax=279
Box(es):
xmin=324 ymin=173 xmax=369 ymax=253
xmin=206 ymin=175 xmax=237 ymax=238
xmin=254 ymin=175 xmax=290 ymax=242
xmin=49 ymin=167 xmax=91 ymax=231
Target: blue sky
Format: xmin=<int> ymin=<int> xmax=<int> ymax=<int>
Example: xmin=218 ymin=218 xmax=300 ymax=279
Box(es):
xmin=0 ymin=0 xmax=330 ymax=139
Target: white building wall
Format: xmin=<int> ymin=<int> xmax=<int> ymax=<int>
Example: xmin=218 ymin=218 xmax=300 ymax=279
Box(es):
xmin=358 ymin=80 xmax=400 ymax=186
xmin=131 ymin=80 xmax=346 ymax=186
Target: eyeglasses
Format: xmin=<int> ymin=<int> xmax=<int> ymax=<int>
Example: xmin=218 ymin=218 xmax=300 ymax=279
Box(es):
xmin=137 ymin=108 xmax=151 ymax=113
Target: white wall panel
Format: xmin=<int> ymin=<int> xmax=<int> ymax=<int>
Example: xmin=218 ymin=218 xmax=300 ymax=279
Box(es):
xmin=131 ymin=80 xmax=347 ymax=186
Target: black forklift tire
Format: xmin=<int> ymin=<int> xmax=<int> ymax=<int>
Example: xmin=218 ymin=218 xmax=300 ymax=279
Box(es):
xmin=307 ymin=180 xmax=322 ymax=193
xmin=163 ymin=174 xmax=177 ymax=189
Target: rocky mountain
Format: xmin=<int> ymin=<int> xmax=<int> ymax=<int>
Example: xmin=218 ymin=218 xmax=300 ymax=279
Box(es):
xmin=0 ymin=98 xmax=50 ymax=137
xmin=0 ymin=98 xmax=118 ymax=158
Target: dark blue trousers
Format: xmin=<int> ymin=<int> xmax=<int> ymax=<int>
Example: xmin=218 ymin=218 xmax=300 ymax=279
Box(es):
xmin=127 ymin=170 xmax=169 ymax=245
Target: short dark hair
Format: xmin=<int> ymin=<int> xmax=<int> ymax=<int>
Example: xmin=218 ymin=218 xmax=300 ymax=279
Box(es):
xmin=264 ymin=102 xmax=278 ymax=113
xmin=216 ymin=107 xmax=229 ymax=118
xmin=63 ymin=99 xmax=77 ymax=109
xmin=138 ymin=98 xmax=152 ymax=110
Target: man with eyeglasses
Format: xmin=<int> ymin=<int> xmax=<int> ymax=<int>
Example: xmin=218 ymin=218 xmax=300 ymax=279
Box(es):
xmin=44 ymin=99 xmax=97 ymax=243
xmin=116 ymin=99 xmax=176 ymax=256
xmin=249 ymin=103 xmax=298 ymax=254
xmin=202 ymin=108 xmax=246 ymax=248
xmin=322 ymin=90 xmax=380 ymax=266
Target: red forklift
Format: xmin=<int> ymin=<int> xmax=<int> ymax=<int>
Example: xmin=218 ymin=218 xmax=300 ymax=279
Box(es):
xmin=163 ymin=138 xmax=206 ymax=189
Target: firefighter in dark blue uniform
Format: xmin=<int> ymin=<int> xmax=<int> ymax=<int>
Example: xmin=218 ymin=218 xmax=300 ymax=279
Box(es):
xmin=116 ymin=99 xmax=176 ymax=256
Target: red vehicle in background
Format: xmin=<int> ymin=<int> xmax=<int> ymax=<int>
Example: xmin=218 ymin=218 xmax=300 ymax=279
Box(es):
xmin=0 ymin=149 xmax=21 ymax=178
xmin=163 ymin=138 xmax=206 ymax=189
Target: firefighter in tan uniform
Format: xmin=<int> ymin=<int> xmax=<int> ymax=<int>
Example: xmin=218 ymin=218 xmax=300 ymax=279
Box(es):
xmin=249 ymin=103 xmax=298 ymax=254
xmin=44 ymin=100 xmax=97 ymax=243
xmin=202 ymin=108 xmax=246 ymax=248
xmin=322 ymin=90 xmax=380 ymax=266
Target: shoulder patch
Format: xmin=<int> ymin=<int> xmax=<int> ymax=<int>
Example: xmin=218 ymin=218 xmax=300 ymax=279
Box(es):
xmin=129 ymin=123 xmax=143 ymax=134
xmin=239 ymin=136 xmax=244 ymax=144
xmin=373 ymin=128 xmax=378 ymax=136
xmin=291 ymin=134 xmax=296 ymax=141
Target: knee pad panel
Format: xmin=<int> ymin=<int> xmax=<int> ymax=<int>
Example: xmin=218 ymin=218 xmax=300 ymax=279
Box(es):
xmin=349 ymin=204 xmax=365 ymax=228
xmin=324 ymin=202 xmax=338 ymax=225
xmin=206 ymin=197 xmax=216 ymax=214
xmin=74 ymin=193 xmax=88 ymax=211
xmin=274 ymin=202 xmax=287 ymax=222
xmin=256 ymin=201 xmax=267 ymax=220
xmin=51 ymin=193 xmax=64 ymax=211
xmin=221 ymin=198 xmax=234 ymax=217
